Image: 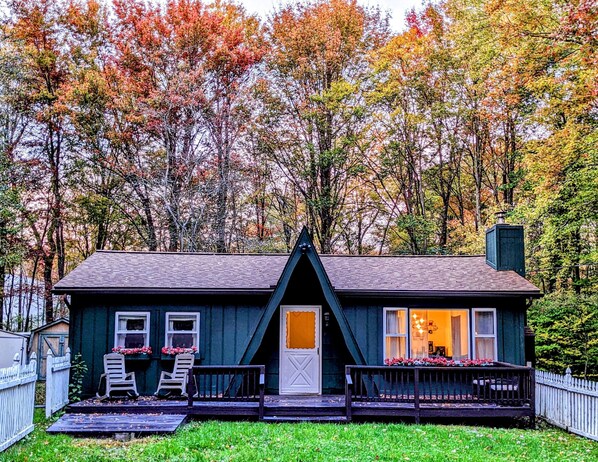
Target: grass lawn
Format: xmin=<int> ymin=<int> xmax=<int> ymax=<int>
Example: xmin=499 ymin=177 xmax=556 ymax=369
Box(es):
xmin=1 ymin=411 xmax=596 ymax=462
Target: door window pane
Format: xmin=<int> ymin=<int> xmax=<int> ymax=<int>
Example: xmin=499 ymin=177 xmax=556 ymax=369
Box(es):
xmin=286 ymin=311 xmax=316 ymax=349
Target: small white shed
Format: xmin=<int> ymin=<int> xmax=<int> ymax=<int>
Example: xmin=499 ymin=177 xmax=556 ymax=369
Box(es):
xmin=0 ymin=329 xmax=29 ymax=368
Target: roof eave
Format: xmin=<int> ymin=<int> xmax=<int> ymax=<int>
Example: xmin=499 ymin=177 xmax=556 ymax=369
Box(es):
xmin=334 ymin=289 xmax=543 ymax=299
xmin=52 ymin=287 xmax=274 ymax=296
xmin=53 ymin=286 xmax=542 ymax=298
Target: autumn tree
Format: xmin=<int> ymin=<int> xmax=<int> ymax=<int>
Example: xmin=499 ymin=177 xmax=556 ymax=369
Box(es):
xmin=0 ymin=43 xmax=29 ymax=328
xmin=7 ymin=0 xmax=72 ymax=322
xmin=259 ymin=0 xmax=388 ymax=253
xmin=370 ymin=6 xmax=466 ymax=253
xmin=110 ymin=0 xmax=263 ymax=253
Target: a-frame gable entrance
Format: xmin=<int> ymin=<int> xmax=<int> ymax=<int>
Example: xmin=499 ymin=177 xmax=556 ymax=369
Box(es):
xmin=239 ymin=227 xmax=366 ymax=372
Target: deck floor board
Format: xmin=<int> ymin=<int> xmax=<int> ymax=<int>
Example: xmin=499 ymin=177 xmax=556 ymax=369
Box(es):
xmin=47 ymin=413 xmax=186 ymax=435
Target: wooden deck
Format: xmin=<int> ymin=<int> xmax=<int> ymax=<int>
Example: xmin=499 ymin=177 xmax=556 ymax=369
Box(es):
xmin=65 ymin=392 xmax=532 ymax=423
xmin=52 ymin=364 xmax=535 ymax=434
xmin=67 ymin=395 xmax=345 ymax=418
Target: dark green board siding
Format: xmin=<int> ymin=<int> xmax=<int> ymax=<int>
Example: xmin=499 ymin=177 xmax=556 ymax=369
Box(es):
xmin=341 ymin=297 xmax=528 ymax=367
xmin=497 ymin=307 xmax=525 ymax=365
xmin=69 ymin=290 xmax=529 ymax=397
xmin=342 ymin=305 xmax=382 ymax=366
xmin=70 ymin=294 xmax=266 ymax=397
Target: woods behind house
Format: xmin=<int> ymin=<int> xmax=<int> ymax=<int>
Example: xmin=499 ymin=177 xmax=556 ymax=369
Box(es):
xmin=0 ymin=0 xmax=596 ymax=372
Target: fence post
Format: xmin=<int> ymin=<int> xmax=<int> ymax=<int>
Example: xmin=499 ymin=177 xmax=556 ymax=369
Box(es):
xmin=13 ymin=353 xmax=20 ymax=367
xmin=564 ymin=367 xmax=573 ymax=430
xmin=529 ymin=368 xmax=536 ymax=429
xmin=46 ymin=349 xmax=54 ymax=418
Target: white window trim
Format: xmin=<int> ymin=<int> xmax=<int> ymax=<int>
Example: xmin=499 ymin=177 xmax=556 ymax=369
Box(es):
xmin=383 ymin=307 xmax=408 ymax=360
xmin=472 ymin=308 xmax=498 ymax=360
xmin=164 ymin=312 xmax=200 ymax=348
xmin=114 ymin=311 xmax=150 ymax=348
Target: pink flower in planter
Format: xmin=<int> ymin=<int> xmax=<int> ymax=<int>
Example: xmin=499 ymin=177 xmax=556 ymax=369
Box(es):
xmin=384 ymin=357 xmax=493 ymax=367
xmin=112 ymin=346 xmax=152 ymax=355
xmin=161 ymin=346 xmax=198 ymax=355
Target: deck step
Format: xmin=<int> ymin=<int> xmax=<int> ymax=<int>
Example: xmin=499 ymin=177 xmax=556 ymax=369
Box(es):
xmin=262 ymin=415 xmax=348 ymax=423
xmin=264 ymin=406 xmax=346 ymax=417
xmin=47 ymin=413 xmax=186 ymax=435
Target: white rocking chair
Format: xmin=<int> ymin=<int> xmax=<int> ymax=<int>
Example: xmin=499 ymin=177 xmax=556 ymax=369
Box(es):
xmin=96 ymin=353 xmax=139 ymax=400
xmin=155 ymin=353 xmax=196 ymax=397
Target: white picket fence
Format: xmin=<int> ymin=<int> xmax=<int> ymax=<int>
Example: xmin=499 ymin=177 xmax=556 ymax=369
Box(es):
xmin=45 ymin=348 xmax=71 ymax=418
xmin=0 ymin=353 xmax=37 ymax=452
xmin=536 ymin=368 xmax=598 ymax=441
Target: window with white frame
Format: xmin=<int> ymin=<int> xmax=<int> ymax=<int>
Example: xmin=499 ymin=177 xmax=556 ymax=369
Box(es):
xmin=165 ymin=313 xmax=200 ymax=348
xmin=115 ymin=312 xmax=150 ymax=348
xmin=473 ymin=308 xmax=497 ymax=360
xmin=383 ymin=308 xmax=408 ymax=360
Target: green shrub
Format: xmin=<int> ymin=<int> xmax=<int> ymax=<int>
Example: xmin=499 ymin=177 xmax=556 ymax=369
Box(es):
xmin=528 ymin=293 xmax=598 ymax=380
xmin=68 ymin=353 xmax=88 ymax=402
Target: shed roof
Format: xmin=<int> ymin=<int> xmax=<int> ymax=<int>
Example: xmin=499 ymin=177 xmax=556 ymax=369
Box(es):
xmin=30 ymin=317 xmax=69 ymax=334
xmin=53 ymin=251 xmax=540 ymax=297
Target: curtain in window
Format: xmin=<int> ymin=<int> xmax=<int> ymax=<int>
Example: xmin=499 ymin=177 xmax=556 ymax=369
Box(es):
xmin=475 ymin=338 xmax=495 ymax=359
xmin=451 ymin=316 xmax=462 ymax=359
xmin=474 ymin=310 xmax=496 ymax=359
xmin=386 ymin=310 xmax=402 ymax=334
xmin=385 ymin=310 xmax=406 ymax=358
xmin=475 ymin=311 xmax=494 ymax=335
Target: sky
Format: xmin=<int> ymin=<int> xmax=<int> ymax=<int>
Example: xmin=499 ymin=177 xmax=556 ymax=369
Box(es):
xmin=237 ymin=0 xmax=424 ymax=32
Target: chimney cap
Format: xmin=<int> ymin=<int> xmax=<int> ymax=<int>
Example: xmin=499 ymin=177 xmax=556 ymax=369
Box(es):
xmin=495 ymin=211 xmax=506 ymax=224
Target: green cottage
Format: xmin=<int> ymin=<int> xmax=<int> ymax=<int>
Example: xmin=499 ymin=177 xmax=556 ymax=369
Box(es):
xmin=54 ymin=223 xmax=540 ymax=406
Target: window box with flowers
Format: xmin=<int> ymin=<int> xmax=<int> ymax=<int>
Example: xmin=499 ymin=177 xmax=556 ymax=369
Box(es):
xmin=161 ymin=313 xmax=201 ymax=360
xmin=112 ymin=346 xmax=153 ymax=360
xmin=113 ymin=312 xmax=152 ymax=359
xmin=384 ymin=357 xmax=494 ymax=367
xmin=161 ymin=346 xmax=199 ymax=358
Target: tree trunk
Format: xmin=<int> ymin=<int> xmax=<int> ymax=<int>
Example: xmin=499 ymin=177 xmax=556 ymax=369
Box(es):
xmin=43 ymin=249 xmax=55 ymax=324
xmin=215 ymin=145 xmax=229 ymax=253
xmin=0 ymin=261 xmax=4 ymax=330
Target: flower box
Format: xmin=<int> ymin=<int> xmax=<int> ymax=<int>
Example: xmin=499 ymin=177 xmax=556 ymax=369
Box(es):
xmin=161 ymin=346 xmax=198 ymax=356
xmin=384 ymin=357 xmax=494 ymax=367
xmin=112 ymin=346 xmax=153 ymax=359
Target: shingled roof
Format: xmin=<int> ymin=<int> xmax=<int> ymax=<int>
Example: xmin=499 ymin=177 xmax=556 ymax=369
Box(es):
xmin=53 ymin=251 xmax=541 ymax=297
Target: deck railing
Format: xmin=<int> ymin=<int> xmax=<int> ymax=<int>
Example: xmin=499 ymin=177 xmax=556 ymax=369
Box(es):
xmin=187 ymin=365 xmax=265 ymax=418
xmin=346 ymin=363 xmax=534 ymax=422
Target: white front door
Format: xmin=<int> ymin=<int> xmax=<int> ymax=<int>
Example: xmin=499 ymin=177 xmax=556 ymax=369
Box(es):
xmin=279 ymin=305 xmax=321 ymax=395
